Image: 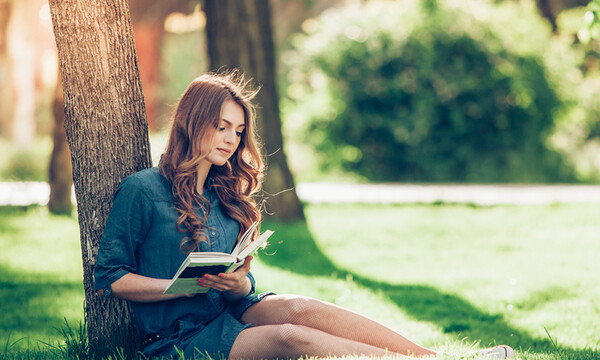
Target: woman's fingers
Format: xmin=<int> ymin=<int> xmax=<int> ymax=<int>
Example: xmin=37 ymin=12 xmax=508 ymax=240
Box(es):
xmin=197 ymin=256 xmax=253 ymax=292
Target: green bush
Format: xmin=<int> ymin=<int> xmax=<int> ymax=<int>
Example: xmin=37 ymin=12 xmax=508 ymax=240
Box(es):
xmin=0 ymin=138 xmax=52 ymax=181
xmin=282 ymin=0 xmax=579 ymax=182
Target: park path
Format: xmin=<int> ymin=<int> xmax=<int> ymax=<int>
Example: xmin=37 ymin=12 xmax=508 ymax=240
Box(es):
xmin=296 ymin=182 xmax=600 ymax=205
xmin=2 ymin=181 xmax=600 ymax=206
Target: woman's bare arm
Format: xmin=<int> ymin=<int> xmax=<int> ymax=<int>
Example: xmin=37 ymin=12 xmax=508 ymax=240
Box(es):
xmin=98 ymin=273 xmax=192 ymax=302
xmin=97 ymin=257 xmax=254 ymax=302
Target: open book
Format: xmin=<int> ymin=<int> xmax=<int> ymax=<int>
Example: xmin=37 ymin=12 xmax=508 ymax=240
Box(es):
xmin=164 ymin=222 xmax=274 ymax=294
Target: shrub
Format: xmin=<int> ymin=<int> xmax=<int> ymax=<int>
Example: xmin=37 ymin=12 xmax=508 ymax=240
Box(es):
xmin=282 ymin=0 xmax=579 ymax=182
xmin=0 ymin=138 xmax=52 ymax=181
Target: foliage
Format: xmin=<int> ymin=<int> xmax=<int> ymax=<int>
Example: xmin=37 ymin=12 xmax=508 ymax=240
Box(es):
xmin=158 ymin=31 xmax=208 ymax=131
xmin=579 ymin=0 xmax=600 ymax=43
xmin=0 ymin=138 xmax=52 ymax=181
xmin=548 ymin=0 xmax=600 ymax=182
xmin=282 ymin=0 xmax=582 ymax=182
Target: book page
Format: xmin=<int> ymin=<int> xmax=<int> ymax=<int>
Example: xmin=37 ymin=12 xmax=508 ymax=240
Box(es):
xmin=237 ymin=229 xmax=274 ymax=259
xmin=164 ymin=278 xmax=210 ymax=294
xmin=231 ymin=221 xmax=259 ymax=257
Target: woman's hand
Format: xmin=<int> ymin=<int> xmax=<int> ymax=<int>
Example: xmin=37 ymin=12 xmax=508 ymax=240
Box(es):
xmin=198 ymin=256 xmax=253 ymax=300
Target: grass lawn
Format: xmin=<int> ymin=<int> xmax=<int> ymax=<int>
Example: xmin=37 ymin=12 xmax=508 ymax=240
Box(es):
xmin=1 ymin=202 xmax=599 ymax=359
xmin=0 ymin=206 xmax=83 ymax=355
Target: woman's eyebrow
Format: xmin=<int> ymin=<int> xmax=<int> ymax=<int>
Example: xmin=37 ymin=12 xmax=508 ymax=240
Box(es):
xmin=222 ymin=118 xmax=246 ymax=128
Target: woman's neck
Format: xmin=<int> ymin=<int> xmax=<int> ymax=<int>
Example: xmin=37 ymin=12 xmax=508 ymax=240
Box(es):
xmin=196 ymin=162 xmax=211 ymax=194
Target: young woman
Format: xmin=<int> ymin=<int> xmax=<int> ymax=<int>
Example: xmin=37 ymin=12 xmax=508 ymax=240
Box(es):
xmin=94 ymin=72 xmax=514 ymax=360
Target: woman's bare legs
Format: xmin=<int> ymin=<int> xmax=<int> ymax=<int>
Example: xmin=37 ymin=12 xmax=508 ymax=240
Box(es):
xmin=228 ymin=294 xmax=437 ymax=359
xmin=229 ymin=323 xmax=413 ymax=359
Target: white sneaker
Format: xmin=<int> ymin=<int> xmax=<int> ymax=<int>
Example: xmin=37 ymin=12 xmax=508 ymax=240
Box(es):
xmin=476 ymin=345 xmax=515 ymax=359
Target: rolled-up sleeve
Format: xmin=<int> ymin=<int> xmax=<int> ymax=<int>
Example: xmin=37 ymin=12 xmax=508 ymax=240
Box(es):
xmin=94 ymin=174 xmax=153 ymax=297
xmin=246 ymin=272 xmax=256 ymax=296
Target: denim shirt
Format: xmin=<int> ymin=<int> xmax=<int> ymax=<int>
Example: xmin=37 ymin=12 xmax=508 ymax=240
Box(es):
xmin=94 ymin=167 xmax=256 ymax=339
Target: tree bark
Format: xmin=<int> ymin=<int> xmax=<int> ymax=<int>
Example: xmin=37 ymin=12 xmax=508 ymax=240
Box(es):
xmin=204 ymin=0 xmax=305 ymax=222
xmin=48 ymin=67 xmax=73 ymax=215
xmin=48 ymin=0 xmax=151 ymax=352
xmin=536 ymin=0 xmax=558 ymax=32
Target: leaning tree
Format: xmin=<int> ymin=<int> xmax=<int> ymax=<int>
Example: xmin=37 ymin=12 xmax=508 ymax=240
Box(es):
xmin=48 ymin=0 xmax=150 ymax=352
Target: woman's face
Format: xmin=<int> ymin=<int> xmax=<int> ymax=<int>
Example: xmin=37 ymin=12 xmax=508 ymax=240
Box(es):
xmin=203 ymin=100 xmax=246 ymax=167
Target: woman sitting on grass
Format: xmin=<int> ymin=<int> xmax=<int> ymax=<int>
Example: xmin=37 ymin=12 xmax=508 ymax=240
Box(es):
xmin=94 ymin=71 xmax=514 ymax=360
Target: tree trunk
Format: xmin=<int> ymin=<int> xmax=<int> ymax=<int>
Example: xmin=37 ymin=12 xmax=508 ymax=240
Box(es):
xmin=536 ymin=0 xmax=558 ymax=32
xmin=48 ymin=67 xmax=73 ymax=215
xmin=0 ymin=0 xmax=12 ymax=134
xmin=4 ymin=0 xmax=38 ymax=147
xmin=48 ymin=0 xmax=151 ymax=353
xmin=128 ymin=0 xmax=192 ymax=131
xmin=204 ymin=0 xmax=305 ymax=222
xmin=132 ymin=22 xmax=164 ymax=131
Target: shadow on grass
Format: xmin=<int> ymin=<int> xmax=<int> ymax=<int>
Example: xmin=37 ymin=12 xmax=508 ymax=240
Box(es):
xmin=0 ymin=206 xmax=30 ymax=237
xmin=260 ymin=220 xmax=599 ymax=359
xmin=0 ymin=206 xmax=84 ymax=345
xmin=0 ymin=264 xmax=84 ymax=341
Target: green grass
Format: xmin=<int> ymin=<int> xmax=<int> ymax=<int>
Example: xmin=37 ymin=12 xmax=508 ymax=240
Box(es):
xmin=0 ymin=206 xmax=84 ymax=353
xmin=1 ymin=203 xmax=599 ymax=359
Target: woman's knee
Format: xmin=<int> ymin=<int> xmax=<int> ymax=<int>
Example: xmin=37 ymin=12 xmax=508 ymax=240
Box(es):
xmin=282 ymin=296 xmax=331 ymax=323
xmin=243 ymin=294 xmax=332 ymax=325
xmin=272 ymin=323 xmax=313 ymax=351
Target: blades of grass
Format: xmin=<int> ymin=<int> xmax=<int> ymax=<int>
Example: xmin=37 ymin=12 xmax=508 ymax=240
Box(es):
xmin=52 ymin=317 xmax=89 ymax=359
xmin=1 ymin=333 xmax=28 ymax=356
xmin=106 ymin=347 xmax=126 ymax=360
xmin=544 ymin=327 xmax=562 ymax=356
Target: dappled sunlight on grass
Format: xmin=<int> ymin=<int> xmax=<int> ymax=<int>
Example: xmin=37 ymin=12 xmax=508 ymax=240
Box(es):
xmin=0 ymin=269 xmax=85 ymax=351
xmin=250 ymin=260 xmax=449 ymax=349
xmin=1 ymin=204 xmax=599 ymax=359
xmin=302 ymin=203 xmax=600 ymax=349
xmin=260 ymin=203 xmax=600 ymax=358
xmin=0 ymin=207 xmax=84 ymax=351
xmin=0 ymin=206 xmax=82 ymax=282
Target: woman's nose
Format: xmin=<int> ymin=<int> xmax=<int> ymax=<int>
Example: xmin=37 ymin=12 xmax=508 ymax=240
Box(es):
xmin=224 ymin=130 xmax=235 ymax=143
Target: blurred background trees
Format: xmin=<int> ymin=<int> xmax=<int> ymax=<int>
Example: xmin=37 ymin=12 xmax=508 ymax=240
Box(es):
xmin=282 ymin=1 xmax=580 ymax=182
xmin=1 ymin=0 xmax=600 ymax=210
xmin=204 ymin=0 xmax=305 ymax=221
xmin=281 ymin=0 xmax=600 ymax=183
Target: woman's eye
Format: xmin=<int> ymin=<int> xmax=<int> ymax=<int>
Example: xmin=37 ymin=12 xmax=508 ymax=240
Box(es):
xmin=236 ymin=131 xmax=243 ymax=137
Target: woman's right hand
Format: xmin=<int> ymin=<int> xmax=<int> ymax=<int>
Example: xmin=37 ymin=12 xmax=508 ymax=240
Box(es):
xmin=197 ymin=255 xmax=254 ymax=300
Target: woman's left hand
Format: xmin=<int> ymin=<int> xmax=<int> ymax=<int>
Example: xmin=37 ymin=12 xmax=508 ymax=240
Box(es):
xmin=197 ymin=256 xmax=253 ymax=300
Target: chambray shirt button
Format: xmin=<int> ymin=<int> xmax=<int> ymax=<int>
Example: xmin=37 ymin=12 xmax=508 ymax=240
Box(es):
xmin=211 ymin=231 xmax=216 ymax=236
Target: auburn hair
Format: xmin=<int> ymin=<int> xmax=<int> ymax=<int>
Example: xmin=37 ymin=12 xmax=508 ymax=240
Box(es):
xmin=159 ymin=71 xmax=264 ymax=253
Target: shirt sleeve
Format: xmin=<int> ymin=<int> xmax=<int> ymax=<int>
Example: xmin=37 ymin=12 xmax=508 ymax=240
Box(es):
xmin=246 ymin=271 xmax=256 ymax=296
xmin=94 ymin=174 xmax=153 ymax=297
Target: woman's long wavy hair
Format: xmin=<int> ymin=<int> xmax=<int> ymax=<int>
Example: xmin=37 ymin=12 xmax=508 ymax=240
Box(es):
xmin=159 ymin=71 xmax=264 ymax=253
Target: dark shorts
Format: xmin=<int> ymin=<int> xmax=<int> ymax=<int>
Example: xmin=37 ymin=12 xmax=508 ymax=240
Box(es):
xmin=144 ymin=292 xmax=274 ymax=359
